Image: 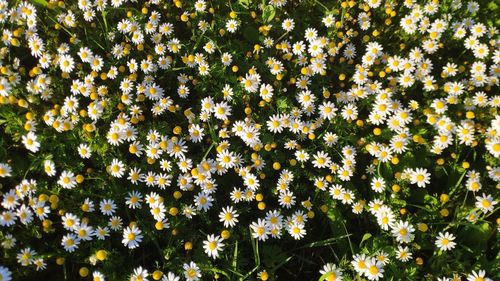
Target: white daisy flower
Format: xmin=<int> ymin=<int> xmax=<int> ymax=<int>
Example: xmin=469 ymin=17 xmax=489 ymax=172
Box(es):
xmin=183 ymin=262 xmax=201 ymax=281
xmin=109 ymin=158 xmax=125 ymax=178
xmin=22 ymin=132 xmax=40 ymax=153
xmin=475 ymin=193 xmax=497 ymax=213
xmin=435 ymin=231 xmax=456 ymax=251
xmin=122 ymin=225 xmax=143 ymax=249
xmin=61 ymin=233 xmax=80 ymax=253
xmin=410 ymin=168 xmax=431 ymax=187
xmin=203 ymin=234 xmax=224 ymax=259
xmin=218 ymin=206 xmax=239 ymax=228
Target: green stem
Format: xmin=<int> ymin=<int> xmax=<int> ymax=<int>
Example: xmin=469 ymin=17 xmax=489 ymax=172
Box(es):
xmin=202 ymin=141 xmax=216 ymax=160
xmin=406 ymin=203 xmax=433 ymax=213
xmin=276 ymin=31 xmax=289 ymax=43
xmin=191 ymin=30 xmax=206 ymax=53
xmin=482 ymin=206 xmax=500 ymax=219
xmin=43 ymin=14 xmax=74 ymax=37
xmin=449 ymin=170 xmax=466 ymax=197
xmin=101 ymin=10 xmax=109 ymax=34
xmin=313 ymin=0 xmax=329 ymax=11
xmin=341 ymin=221 xmax=355 ymax=255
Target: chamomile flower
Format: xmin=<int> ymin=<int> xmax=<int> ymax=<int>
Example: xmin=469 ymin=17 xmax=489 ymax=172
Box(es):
xmin=188 ymin=124 xmax=205 ymax=143
xmin=194 ymin=192 xmax=213 ymax=212
xmin=364 ymin=258 xmax=384 ymax=280
xmin=77 ymin=143 xmax=92 ymax=158
xmin=410 ymin=168 xmax=431 ymax=187
xmin=0 ymin=211 xmax=16 ymax=227
xmin=395 ymin=246 xmax=413 ymax=262
xmin=241 ymin=73 xmax=261 ymax=93
xmin=162 ymin=272 xmax=180 ymax=281
xmin=279 ymin=190 xmax=296 ymax=209
xmin=312 ymin=151 xmax=331 ymax=168
xmin=322 ymin=14 xmax=335 ymax=27
xmin=435 ymin=231 xmax=456 ymax=251
xmin=109 ymin=159 xmax=125 ymax=178
xmin=203 ymin=234 xmax=224 ymax=259
xmin=250 ymin=219 xmax=270 ymax=241
xmin=0 ymin=266 xmax=12 ymax=281
xmin=341 ymin=104 xmax=358 ymax=121
xmin=226 ymin=19 xmax=238 ymax=33
xmin=282 ymin=18 xmax=295 ymax=32
xmin=371 ymin=177 xmax=386 ymax=193
xmin=391 ymin=220 xmax=415 ymax=243
xmin=467 ymin=270 xmax=492 ymax=281
xmin=376 ymin=206 xmax=395 ymax=231
xmin=1 ymin=190 xmax=19 ymax=210
xmin=22 ymin=132 xmax=40 ymax=153
xmin=259 ymin=83 xmax=274 ymax=100
xmin=92 ymin=271 xmax=105 ymax=281
xmin=100 ymin=199 xmax=117 ymax=216
xmin=213 ymin=102 xmax=232 ymax=120
xmin=150 ymin=202 xmax=166 ymax=221
xmin=486 ymin=138 xmax=500 ymax=157
xmin=122 ymin=226 xmax=143 ymax=249
xmin=288 ymin=222 xmax=306 ymax=240
xmin=58 ymin=54 xmax=75 ymax=73
xmin=267 ymin=114 xmax=284 ymax=133
xmin=319 ymin=101 xmax=337 ymax=120
xmin=130 ymin=267 xmax=148 ymax=281
xmin=230 ymin=187 xmax=244 ymax=203
xmin=183 ymin=262 xmax=201 ymax=281
xmin=221 ymin=52 xmax=233 ymax=66
xmin=475 ymin=193 xmax=497 ymax=213
xmin=0 ymin=163 xmax=12 ymax=178
xmin=58 ymin=170 xmax=77 ymax=189
xmin=61 ymin=234 xmax=80 ymax=253
xmin=218 ymin=206 xmax=239 ymax=228
xmin=351 ymin=253 xmax=369 ymax=275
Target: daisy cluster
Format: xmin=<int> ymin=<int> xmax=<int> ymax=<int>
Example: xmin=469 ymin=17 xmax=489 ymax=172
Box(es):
xmin=0 ymin=0 xmax=499 ymax=280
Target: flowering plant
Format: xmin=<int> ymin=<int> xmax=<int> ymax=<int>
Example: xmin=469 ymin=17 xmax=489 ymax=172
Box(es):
xmin=0 ymin=0 xmax=499 ymax=280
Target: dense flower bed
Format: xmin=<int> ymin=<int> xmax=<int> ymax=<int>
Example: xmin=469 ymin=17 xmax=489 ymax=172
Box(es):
xmin=0 ymin=0 xmax=499 ymax=280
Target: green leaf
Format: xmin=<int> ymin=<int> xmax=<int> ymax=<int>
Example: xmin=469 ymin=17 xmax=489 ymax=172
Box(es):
xmin=262 ymin=5 xmax=275 ymax=24
xmin=232 ymin=240 xmax=238 ymax=270
xmin=460 ymin=222 xmax=492 ymax=251
xmin=424 ymin=194 xmax=438 ymax=206
xmin=32 ymin=0 xmax=49 ymax=7
xmin=238 ymin=0 xmax=251 ymax=9
xmin=380 ymin=162 xmax=393 ymax=178
xmin=360 ymin=233 xmax=372 ymax=247
xmin=326 ymin=205 xmax=340 ymax=222
xmin=276 ymin=97 xmax=290 ymax=111
xmin=402 ymin=152 xmax=416 ymax=167
xmin=298 ymin=234 xmax=351 ymax=249
xmin=249 ymin=227 xmax=260 ymax=265
xmin=487 ymin=1 xmax=498 ymax=11
xmin=206 ymin=267 xmax=231 ymax=279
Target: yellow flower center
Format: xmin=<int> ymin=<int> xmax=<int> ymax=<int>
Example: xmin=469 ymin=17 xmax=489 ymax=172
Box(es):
xmin=128 ymin=233 xmax=136 ymax=241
